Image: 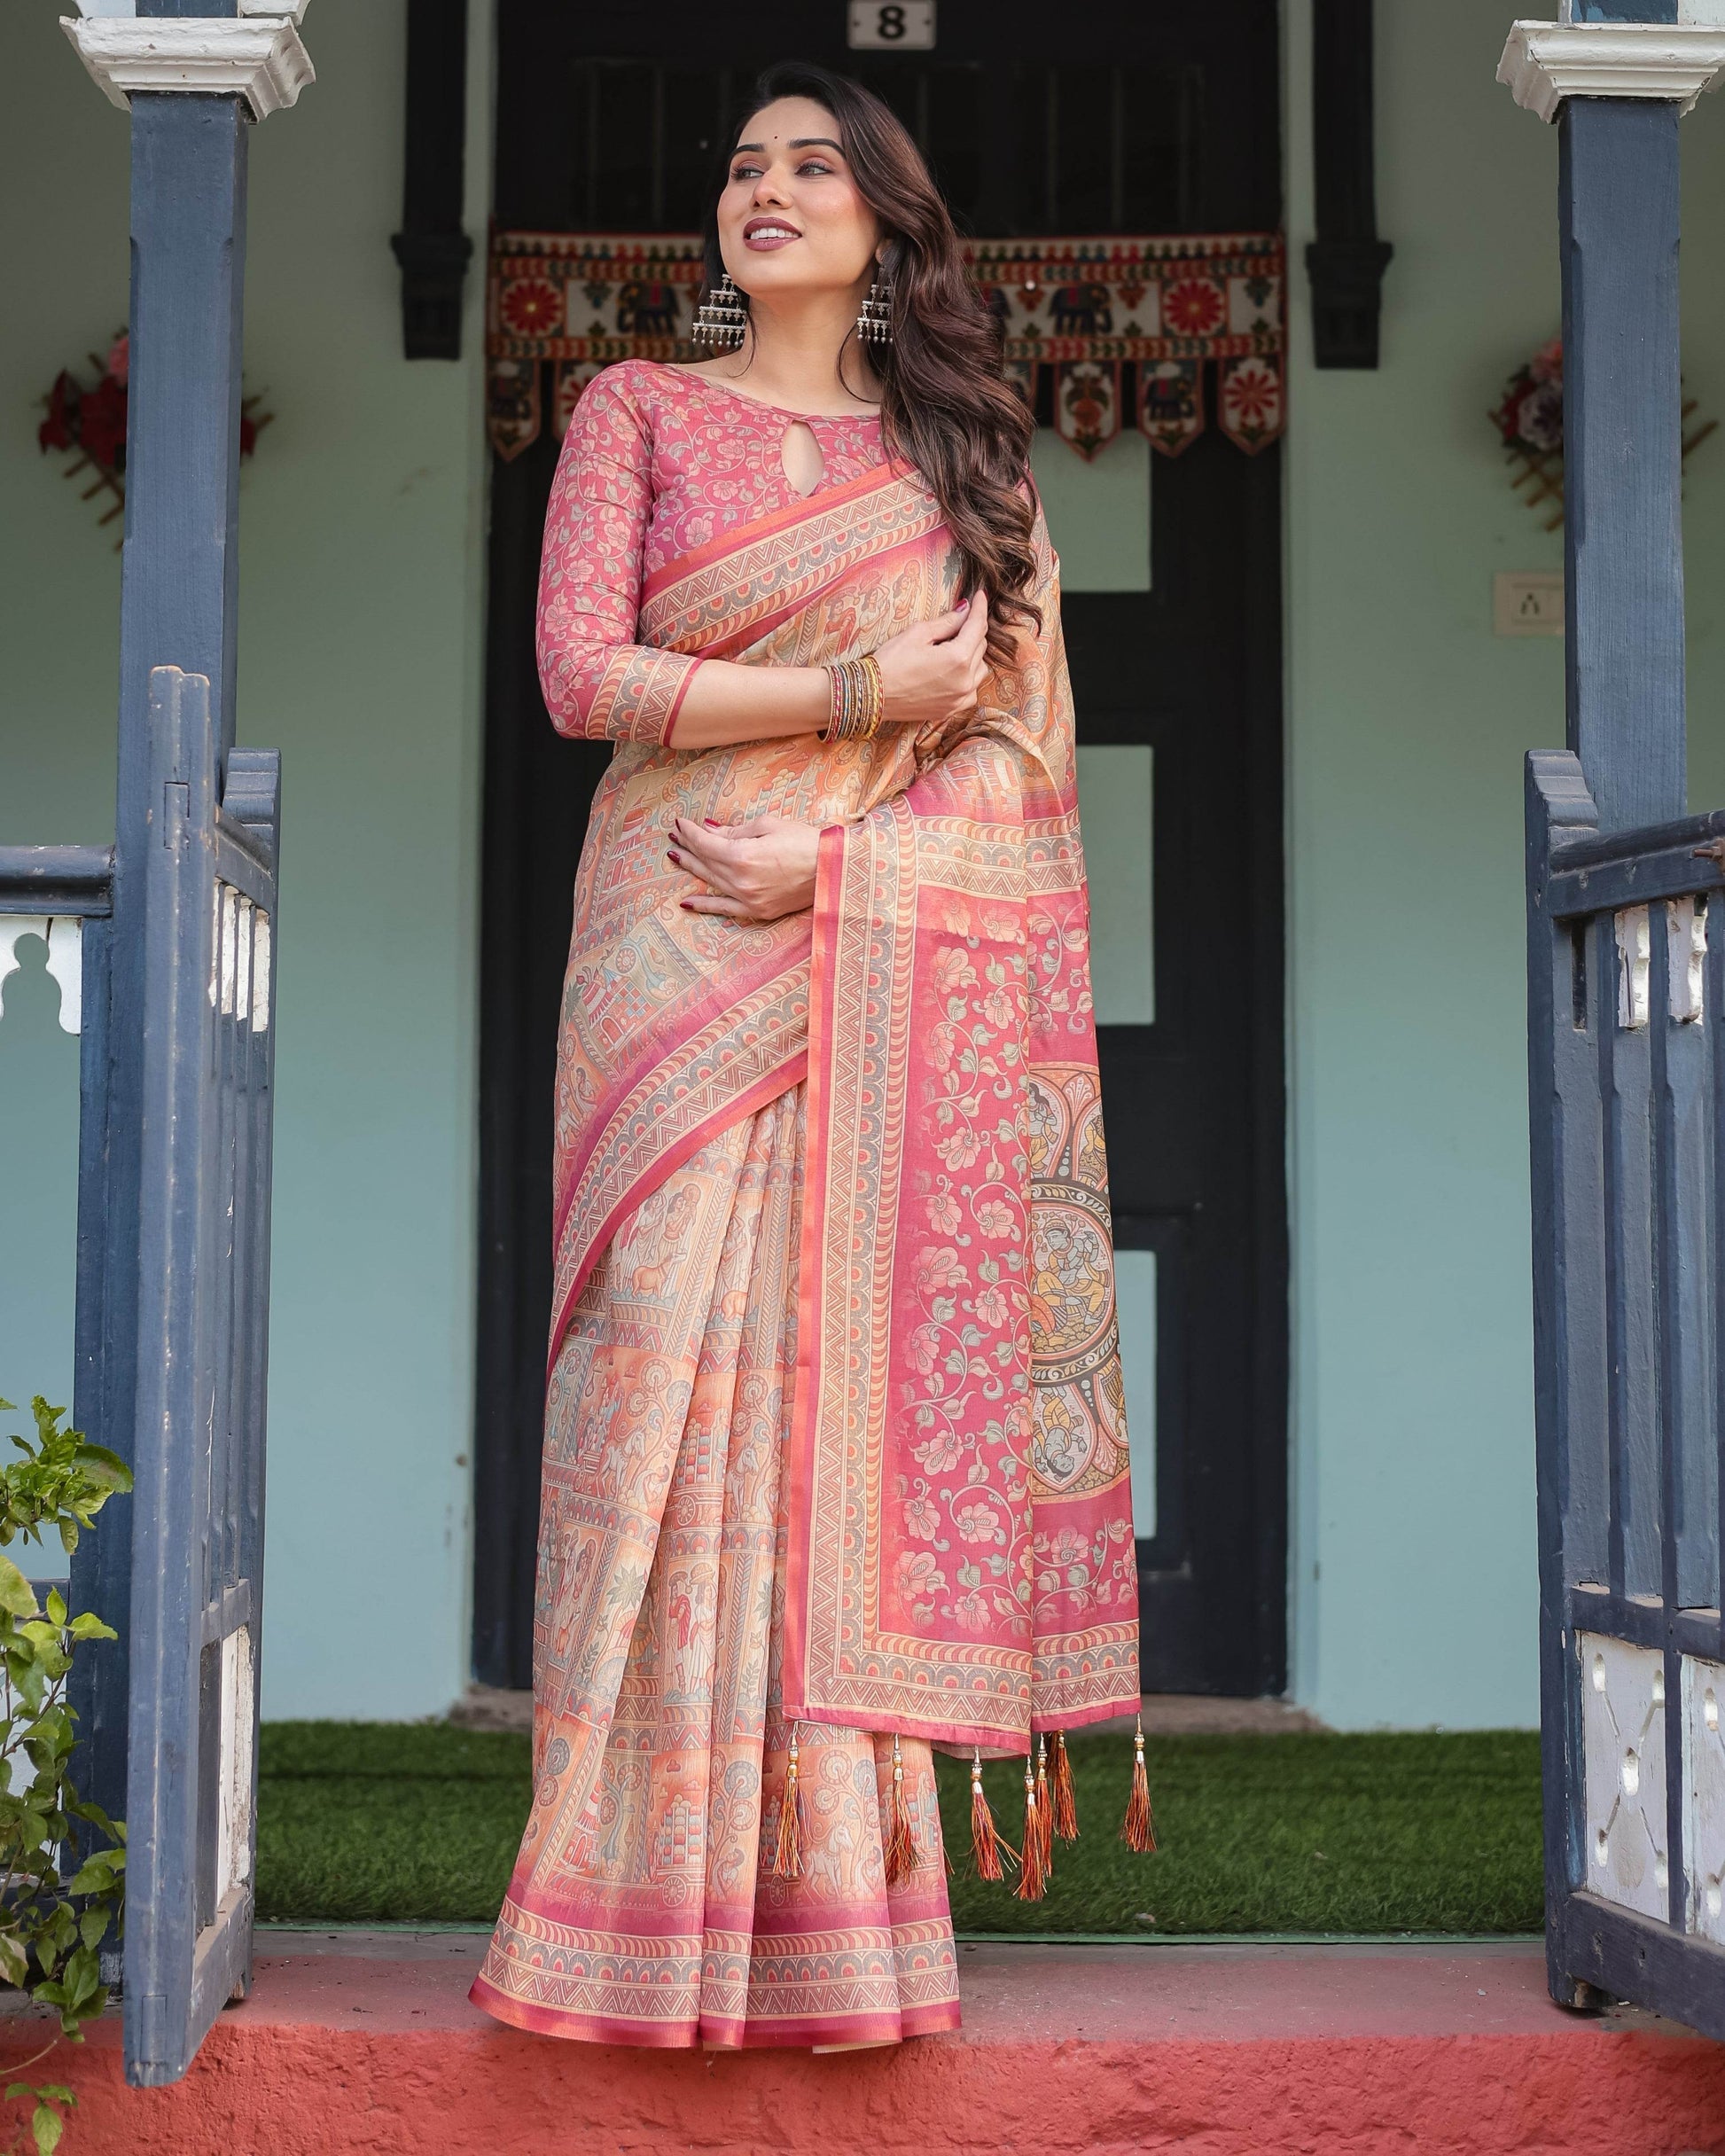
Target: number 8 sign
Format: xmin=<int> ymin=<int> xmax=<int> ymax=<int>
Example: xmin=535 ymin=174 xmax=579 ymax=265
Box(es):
xmin=847 ymin=1 xmax=936 ymax=48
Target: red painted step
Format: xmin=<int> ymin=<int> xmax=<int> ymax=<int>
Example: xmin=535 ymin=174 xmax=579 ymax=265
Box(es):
xmin=4 ymin=1937 xmax=1722 ymax=2154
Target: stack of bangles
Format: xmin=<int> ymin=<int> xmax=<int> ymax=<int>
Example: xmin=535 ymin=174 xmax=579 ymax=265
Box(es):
xmin=822 ymin=652 xmax=885 ymax=743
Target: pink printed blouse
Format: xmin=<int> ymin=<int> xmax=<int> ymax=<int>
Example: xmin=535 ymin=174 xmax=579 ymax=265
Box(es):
xmin=537 ymin=358 xmax=890 ymax=746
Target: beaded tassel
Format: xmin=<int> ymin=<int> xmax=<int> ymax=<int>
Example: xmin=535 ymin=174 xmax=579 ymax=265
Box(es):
xmin=969 ymin=1748 xmax=1011 ymax=1881
xmin=1015 ymin=1755 xmax=1048 ymax=1902
xmin=1050 ymin=1730 xmax=1079 ymax=1842
xmin=1034 ymin=1734 xmax=1055 ymax=1879
xmin=692 ymin=270 xmax=748 ymax=351
xmin=1121 ymin=1716 xmax=1156 ymax=1854
xmin=772 ymin=1722 xmax=805 ymax=1879
xmin=855 ymin=274 xmax=894 ymax=345
xmin=884 ymin=1730 xmax=920 ymax=1886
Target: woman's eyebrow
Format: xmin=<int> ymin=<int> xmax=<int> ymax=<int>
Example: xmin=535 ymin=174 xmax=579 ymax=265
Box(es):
xmin=730 ymin=138 xmax=845 ymax=155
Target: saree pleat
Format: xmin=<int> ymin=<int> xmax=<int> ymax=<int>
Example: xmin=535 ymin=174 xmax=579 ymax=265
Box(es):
xmin=471 ymin=1083 xmax=962 ymax=2047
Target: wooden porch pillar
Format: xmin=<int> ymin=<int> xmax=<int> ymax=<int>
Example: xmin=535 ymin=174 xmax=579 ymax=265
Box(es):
xmin=1501 ymin=5 xmax=1725 ymax=832
xmin=59 ymin=0 xmax=314 ymax=1841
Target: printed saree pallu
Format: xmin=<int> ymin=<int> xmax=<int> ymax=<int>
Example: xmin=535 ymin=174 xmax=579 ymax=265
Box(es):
xmin=472 ymin=363 xmax=1139 ymax=2049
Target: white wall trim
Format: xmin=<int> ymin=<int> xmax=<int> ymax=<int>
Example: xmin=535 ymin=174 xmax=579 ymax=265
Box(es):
xmin=60 ymin=16 xmax=315 ymax=120
xmin=1499 ymin=20 xmax=1725 ymax=122
xmin=73 ymin=2 xmax=312 ymax=19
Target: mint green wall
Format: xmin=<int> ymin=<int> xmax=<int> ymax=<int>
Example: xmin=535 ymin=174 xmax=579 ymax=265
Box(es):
xmin=1284 ymin=0 xmax=1725 ymax=1728
xmin=0 ymin=4 xmax=494 ymax=1717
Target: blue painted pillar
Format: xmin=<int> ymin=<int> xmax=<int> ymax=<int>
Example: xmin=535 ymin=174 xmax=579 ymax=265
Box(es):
xmin=1559 ymin=3 xmax=1687 ymax=832
xmin=72 ymin=0 xmax=249 ymax=1840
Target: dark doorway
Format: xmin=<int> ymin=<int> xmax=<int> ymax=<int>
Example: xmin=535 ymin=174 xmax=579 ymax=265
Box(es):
xmin=474 ymin=0 xmax=1288 ymax=1699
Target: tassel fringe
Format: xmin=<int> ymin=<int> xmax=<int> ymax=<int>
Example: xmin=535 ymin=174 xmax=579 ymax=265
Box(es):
xmin=1121 ymin=1717 xmax=1156 ymax=1854
xmin=1050 ymin=1730 xmax=1079 ymax=1841
xmin=969 ymin=1749 xmax=1011 ymax=1881
xmin=1034 ymin=1734 xmax=1055 ymax=1879
xmin=1015 ymin=1757 xmax=1049 ymax=1901
xmin=884 ymin=1731 xmax=921 ymax=1886
xmin=772 ymin=1723 xmax=805 ymax=1879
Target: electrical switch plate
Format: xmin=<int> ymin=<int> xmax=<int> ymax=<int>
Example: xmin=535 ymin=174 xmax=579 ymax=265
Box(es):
xmin=1495 ymin=570 xmax=1565 ymax=637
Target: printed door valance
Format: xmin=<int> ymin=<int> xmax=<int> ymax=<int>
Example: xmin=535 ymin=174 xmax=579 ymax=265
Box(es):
xmin=488 ymin=230 xmax=1285 ymax=465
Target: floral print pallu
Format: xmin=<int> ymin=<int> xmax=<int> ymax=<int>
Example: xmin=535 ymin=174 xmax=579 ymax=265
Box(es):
xmin=471 ymin=360 xmax=1137 ymax=2049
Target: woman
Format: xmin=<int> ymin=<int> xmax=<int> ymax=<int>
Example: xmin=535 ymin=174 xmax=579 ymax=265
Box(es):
xmin=472 ymin=61 xmax=1140 ymax=2052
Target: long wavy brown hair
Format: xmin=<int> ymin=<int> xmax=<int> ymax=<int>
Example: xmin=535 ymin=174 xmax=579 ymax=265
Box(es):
xmin=704 ymin=62 xmax=1039 ymax=668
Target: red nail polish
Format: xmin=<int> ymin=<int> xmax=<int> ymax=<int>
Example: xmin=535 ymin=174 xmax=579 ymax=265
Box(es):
xmin=704 ymin=818 xmax=719 ymax=826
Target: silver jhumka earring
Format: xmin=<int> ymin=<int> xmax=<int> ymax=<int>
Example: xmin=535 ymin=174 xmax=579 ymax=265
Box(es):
xmin=856 ymin=269 xmax=894 ymax=345
xmin=692 ymin=270 xmax=748 ymax=350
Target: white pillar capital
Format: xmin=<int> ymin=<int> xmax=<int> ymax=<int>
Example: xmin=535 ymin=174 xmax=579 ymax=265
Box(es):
xmin=61 ymin=13 xmax=315 ymax=120
xmin=1498 ymin=20 xmax=1725 ymax=122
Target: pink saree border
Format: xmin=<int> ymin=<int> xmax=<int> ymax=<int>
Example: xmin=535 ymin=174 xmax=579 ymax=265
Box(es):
xmin=641 ymin=456 xmax=913 ymax=605
xmin=468 ymin=1975 xmax=957 ymax=2051
xmin=547 ymin=1047 xmax=807 ymax=1371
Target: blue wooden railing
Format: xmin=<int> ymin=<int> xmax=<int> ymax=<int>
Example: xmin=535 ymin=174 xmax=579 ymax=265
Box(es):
xmin=0 ymin=666 xmax=279 ymax=2084
xmin=1528 ymin=752 xmax=1725 ymax=2035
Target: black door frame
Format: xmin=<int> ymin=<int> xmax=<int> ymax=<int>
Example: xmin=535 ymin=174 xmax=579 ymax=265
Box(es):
xmin=472 ymin=0 xmax=1288 ymax=1697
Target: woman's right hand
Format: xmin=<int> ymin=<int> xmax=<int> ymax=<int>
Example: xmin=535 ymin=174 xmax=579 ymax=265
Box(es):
xmin=873 ymin=595 xmax=991 ymax=731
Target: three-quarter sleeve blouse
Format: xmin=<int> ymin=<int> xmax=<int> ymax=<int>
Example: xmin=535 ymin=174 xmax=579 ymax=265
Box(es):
xmin=535 ymin=360 xmax=891 ymax=748
xmin=535 ymin=368 xmax=704 ymax=746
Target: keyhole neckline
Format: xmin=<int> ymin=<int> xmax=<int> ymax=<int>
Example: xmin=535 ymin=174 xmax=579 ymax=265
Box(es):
xmin=653 ymin=360 xmax=883 ymax=426
xmin=780 ymin=419 xmax=826 ymax=499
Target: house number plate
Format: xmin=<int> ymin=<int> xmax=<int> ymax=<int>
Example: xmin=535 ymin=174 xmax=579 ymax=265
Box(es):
xmin=847 ymin=2 xmax=936 ymax=48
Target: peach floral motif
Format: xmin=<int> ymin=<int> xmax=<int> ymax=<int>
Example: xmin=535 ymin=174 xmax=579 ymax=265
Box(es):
xmin=913 ymin=1429 xmax=965 ymax=1477
xmin=894 ymin=1549 xmax=943 ymax=1602
xmin=904 ymin=1496 xmax=940 ymax=1538
xmin=928 ymin=1021 xmax=959 ymax=1073
xmin=955 ymin=1502 xmax=1003 ymax=1545
xmin=934 ymin=1129 xmax=983 ymax=1170
xmin=932 ymin=948 xmax=978 ymax=996
xmin=974 ymin=1283 xmax=1011 ymax=1330
xmin=908 ymin=1322 xmax=945 ymax=1375
xmin=925 ymin=1191 xmax=962 ymax=1234
xmin=974 ymin=1198 xmax=1017 ymax=1239
xmin=913 ymin=1246 xmax=966 ymax=1295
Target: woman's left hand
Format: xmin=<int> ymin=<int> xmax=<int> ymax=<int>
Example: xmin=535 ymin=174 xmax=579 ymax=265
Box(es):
xmin=668 ymin=814 xmax=823 ymax=922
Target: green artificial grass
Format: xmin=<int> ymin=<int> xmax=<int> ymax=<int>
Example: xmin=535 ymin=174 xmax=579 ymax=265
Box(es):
xmin=254 ymin=1722 xmax=1543 ymax=1935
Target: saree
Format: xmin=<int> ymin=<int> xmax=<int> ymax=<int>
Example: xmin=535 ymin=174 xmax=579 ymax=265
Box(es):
xmin=472 ymin=361 xmax=1137 ymax=2048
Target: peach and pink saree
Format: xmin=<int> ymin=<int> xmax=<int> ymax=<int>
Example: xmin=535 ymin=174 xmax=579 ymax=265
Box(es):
xmin=471 ymin=359 xmax=1138 ymax=2050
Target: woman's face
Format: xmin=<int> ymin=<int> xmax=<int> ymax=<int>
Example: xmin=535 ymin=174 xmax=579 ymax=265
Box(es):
xmin=716 ymin=97 xmax=882 ymax=304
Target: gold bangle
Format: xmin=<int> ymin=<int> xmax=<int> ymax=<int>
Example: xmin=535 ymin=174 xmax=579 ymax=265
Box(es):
xmin=858 ymin=652 xmax=885 ymax=741
xmin=822 ymin=653 xmax=886 ymax=745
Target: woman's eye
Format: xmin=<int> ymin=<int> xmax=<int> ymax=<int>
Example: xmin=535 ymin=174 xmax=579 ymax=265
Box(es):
xmin=730 ymin=163 xmax=762 ymax=182
xmin=796 ymin=160 xmax=833 ymax=176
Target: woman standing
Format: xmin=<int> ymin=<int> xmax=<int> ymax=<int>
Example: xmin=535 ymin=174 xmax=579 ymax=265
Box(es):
xmin=472 ymin=61 xmax=1140 ymax=2051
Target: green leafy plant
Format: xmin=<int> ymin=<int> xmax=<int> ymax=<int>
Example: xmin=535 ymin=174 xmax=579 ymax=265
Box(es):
xmin=0 ymin=1398 xmax=131 ymax=2156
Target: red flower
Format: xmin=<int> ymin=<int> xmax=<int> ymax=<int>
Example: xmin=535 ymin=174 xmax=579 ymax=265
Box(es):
xmin=501 ymin=277 xmax=564 ymax=338
xmin=38 ymin=371 xmax=79 ymax=454
xmin=1162 ymin=277 xmax=1225 ymax=338
xmin=105 ymin=332 xmax=130 ymax=387
xmin=79 ymin=374 xmax=128 ymax=473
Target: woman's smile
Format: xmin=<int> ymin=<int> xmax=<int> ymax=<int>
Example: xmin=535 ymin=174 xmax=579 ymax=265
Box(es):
xmin=743 ymin=215 xmax=802 ymax=250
